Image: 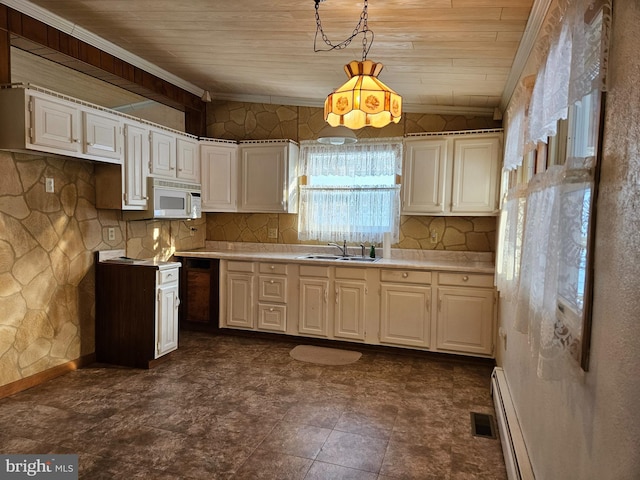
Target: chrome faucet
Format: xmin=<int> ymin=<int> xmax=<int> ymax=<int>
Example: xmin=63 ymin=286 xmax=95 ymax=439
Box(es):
xmin=360 ymin=243 xmax=366 ymax=258
xmin=328 ymin=240 xmax=348 ymax=256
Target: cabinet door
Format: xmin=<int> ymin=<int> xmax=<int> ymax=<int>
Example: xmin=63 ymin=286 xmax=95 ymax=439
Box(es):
xmin=156 ymin=283 xmax=179 ymax=358
xmin=436 ymin=287 xmax=494 ymax=355
xmin=150 ymin=130 xmax=176 ymax=177
xmin=402 ymin=139 xmax=448 ymax=214
xmin=83 ymin=111 xmax=121 ymax=162
xmin=30 ymin=95 xmax=80 ymax=153
xmin=226 ymin=273 xmax=255 ymax=329
xmin=239 ymin=145 xmax=285 ymax=212
xmin=451 ymin=136 xmax=500 ymax=213
xmin=334 ymin=280 xmax=366 ymax=341
xmin=380 ymin=284 xmax=431 ymax=347
xmin=123 ymin=123 xmax=149 ymax=208
xmin=176 ymin=137 xmax=200 ymax=183
xmin=299 ymin=278 xmax=329 ymax=337
xmin=201 ymin=143 xmax=238 ymax=211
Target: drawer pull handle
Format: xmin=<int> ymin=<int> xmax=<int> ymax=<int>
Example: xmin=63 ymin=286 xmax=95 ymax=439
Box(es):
xmin=402 ymin=272 xmax=408 ymax=278
xmin=270 ymin=265 xmax=275 ymax=270
xmin=270 ymin=280 xmax=274 ymax=284
xmin=269 ymin=308 xmax=274 ymax=312
xmin=462 ymin=275 xmax=469 ymax=282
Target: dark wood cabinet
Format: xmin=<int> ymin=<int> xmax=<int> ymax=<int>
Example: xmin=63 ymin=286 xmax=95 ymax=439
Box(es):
xmin=177 ymin=257 xmax=220 ymax=332
xmin=95 ymin=259 xmax=180 ymax=368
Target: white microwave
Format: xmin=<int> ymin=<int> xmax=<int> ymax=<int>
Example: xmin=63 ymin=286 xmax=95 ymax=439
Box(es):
xmin=125 ymin=178 xmax=201 ymax=220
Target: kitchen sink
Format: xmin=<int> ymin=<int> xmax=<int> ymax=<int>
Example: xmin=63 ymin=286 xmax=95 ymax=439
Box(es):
xmin=297 ymin=254 xmax=380 ymax=262
xmin=297 ymin=254 xmax=344 ymax=260
xmin=338 ymin=256 xmax=380 ymax=262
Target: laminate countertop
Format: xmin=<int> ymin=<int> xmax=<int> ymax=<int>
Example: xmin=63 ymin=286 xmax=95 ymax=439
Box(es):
xmin=174 ymin=242 xmax=495 ymax=275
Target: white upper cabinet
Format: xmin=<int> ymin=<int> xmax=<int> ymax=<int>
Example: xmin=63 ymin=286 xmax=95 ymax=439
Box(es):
xmin=402 ymin=138 xmax=448 ymax=214
xmin=0 ymin=86 xmax=123 ymax=164
xmin=123 ymin=123 xmax=150 ymax=208
xmin=238 ymin=140 xmax=299 ymax=213
xmin=402 ymin=130 xmax=502 ymax=216
xmin=451 ymin=136 xmax=500 ymax=213
xmin=83 ymin=110 xmax=121 ymax=161
xmin=200 ymin=140 xmax=238 ymax=212
xmin=200 ymin=139 xmax=299 ymax=213
xmin=176 ymin=137 xmax=200 ymax=183
xmin=149 ymin=129 xmax=176 ymax=178
xmin=31 ymin=94 xmax=80 ymax=153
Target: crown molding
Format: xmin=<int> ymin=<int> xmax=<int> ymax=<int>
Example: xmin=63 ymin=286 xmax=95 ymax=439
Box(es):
xmin=499 ymin=0 xmax=553 ymax=113
xmin=2 ymin=0 xmax=205 ymax=97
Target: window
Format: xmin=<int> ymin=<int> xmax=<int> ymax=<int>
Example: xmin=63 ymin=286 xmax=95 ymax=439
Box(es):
xmin=297 ymin=140 xmax=402 ymax=244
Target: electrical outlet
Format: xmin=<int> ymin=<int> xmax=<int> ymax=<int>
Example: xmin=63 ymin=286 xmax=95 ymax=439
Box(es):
xmin=107 ymin=227 xmax=116 ymax=241
xmin=45 ymin=177 xmax=54 ymax=193
xmin=430 ymin=230 xmax=438 ymax=244
xmin=268 ymin=228 xmax=278 ymax=239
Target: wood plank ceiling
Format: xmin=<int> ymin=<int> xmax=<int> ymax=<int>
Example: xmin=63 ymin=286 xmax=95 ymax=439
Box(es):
xmin=17 ymin=0 xmax=534 ymax=115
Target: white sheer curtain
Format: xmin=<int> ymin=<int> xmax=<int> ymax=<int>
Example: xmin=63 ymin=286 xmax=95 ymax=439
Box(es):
xmin=497 ymin=0 xmax=611 ymax=379
xmin=298 ymin=139 xmax=402 ymax=244
xmin=496 ymin=185 xmax=527 ymax=302
xmin=526 ymin=0 xmax=611 ymax=150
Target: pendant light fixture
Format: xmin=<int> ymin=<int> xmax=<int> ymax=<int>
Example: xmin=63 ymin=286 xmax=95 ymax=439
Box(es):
xmin=314 ymin=0 xmax=402 ymax=130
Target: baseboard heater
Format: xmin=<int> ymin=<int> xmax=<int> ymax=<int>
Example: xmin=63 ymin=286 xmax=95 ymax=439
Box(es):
xmin=491 ymin=367 xmax=536 ymax=480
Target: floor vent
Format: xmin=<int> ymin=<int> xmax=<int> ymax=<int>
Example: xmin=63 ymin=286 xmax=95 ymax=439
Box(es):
xmin=471 ymin=412 xmax=497 ymax=439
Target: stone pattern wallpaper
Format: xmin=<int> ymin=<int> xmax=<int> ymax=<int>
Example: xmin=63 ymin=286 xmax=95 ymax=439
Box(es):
xmin=205 ymin=102 xmax=499 ymax=252
xmin=207 ymin=102 xmax=502 ymax=142
xmin=0 ymin=151 xmax=205 ymax=388
xmin=206 ymin=213 xmax=496 ymax=252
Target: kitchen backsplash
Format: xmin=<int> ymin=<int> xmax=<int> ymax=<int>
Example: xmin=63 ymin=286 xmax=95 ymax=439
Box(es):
xmin=205 ymin=213 xmax=496 ymax=252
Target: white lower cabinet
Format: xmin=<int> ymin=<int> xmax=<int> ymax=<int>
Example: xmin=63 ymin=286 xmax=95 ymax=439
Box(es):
xmin=379 ymin=270 xmax=432 ymax=348
xmin=298 ymin=275 xmax=330 ymax=337
xmin=218 ymin=258 xmax=496 ymax=358
xmin=226 ymin=272 xmax=255 ymax=329
xmin=297 ymin=265 xmax=367 ymax=342
xmin=257 ymin=262 xmax=288 ymax=332
xmin=435 ymin=273 xmax=495 ymax=355
xmin=156 ymin=268 xmax=180 ymax=358
xmin=222 ymin=260 xmax=289 ymax=332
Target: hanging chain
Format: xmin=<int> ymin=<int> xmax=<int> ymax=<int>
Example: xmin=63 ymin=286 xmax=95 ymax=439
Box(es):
xmin=313 ymin=0 xmax=374 ymax=61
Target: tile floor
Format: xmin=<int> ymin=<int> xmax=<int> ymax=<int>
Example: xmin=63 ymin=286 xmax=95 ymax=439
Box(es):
xmin=0 ymin=332 xmax=507 ymax=479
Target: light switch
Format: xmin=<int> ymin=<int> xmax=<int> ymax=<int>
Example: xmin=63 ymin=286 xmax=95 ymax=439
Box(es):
xmin=45 ymin=177 xmax=55 ymax=193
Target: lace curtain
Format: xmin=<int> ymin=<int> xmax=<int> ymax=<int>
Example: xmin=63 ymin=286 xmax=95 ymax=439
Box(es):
xmin=497 ymin=0 xmax=611 ymax=379
xmin=512 ymin=166 xmax=593 ymax=379
xmin=526 ymin=0 xmax=611 ymax=150
xmin=496 ymin=185 xmax=527 ymax=301
xmin=298 ymin=139 xmax=402 ymax=244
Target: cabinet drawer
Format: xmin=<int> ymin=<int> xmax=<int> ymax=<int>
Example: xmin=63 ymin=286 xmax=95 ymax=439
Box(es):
xmin=257 ymin=304 xmax=287 ymax=332
xmin=158 ymin=268 xmax=180 ymax=285
xmin=227 ymin=261 xmax=255 ymax=273
xmin=259 ymin=263 xmax=288 ymax=275
xmin=335 ymin=267 xmax=367 ymax=280
xmin=438 ymin=272 xmax=494 ymax=288
xmin=380 ymin=269 xmax=432 ymax=285
xmin=299 ymin=265 xmax=330 ymax=278
xmin=258 ymin=276 xmax=287 ymax=303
